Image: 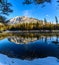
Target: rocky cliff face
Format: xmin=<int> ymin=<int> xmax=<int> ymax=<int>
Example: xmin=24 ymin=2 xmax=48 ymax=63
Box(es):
xmin=8 ymin=16 xmax=43 ymax=24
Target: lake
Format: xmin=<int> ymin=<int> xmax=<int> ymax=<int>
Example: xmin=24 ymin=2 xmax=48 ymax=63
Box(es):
xmin=0 ymin=32 xmax=59 ymax=65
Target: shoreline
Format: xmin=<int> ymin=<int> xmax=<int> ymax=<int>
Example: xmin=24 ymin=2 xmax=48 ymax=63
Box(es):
xmin=3 ymin=30 xmax=59 ymax=33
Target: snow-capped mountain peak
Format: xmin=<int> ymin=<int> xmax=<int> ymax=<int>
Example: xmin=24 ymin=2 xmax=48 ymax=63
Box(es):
xmin=8 ymin=16 xmax=43 ymax=24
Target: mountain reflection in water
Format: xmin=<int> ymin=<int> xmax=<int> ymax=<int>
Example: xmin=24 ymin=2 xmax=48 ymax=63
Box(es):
xmin=0 ymin=35 xmax=59 ymax=60
xmin=8 ymin=36 xmax=40 ymax=44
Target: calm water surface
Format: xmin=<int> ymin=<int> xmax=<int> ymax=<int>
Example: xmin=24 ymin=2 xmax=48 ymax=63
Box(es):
xmin=0 ymin=33 xmax=59 ymax=65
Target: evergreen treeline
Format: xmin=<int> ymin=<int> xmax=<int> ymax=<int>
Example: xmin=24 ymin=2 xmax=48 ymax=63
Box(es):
xmin=0 ymin=16 xmax=59 ymax=31
xmin=8 ymin=22 xmax=59 ymax=31
xmin=8 ymin=16 xmax=59 ymax=31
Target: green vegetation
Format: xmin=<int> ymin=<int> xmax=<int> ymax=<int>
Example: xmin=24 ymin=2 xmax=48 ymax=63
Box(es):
xmin=0 ymin=16 xmax=58 ymax=31
xmin=0 ymin=0 xmax=13 ymax=15
xmin=0 ymin=0 xmax=59 ymax=31
xmin=23 ymin=0 xmax=59 ymax=7
xmin=0 ymin=19 xmax=59 ymax=31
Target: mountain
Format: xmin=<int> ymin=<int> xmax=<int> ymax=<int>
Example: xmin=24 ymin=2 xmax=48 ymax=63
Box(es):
xmin=8 ymin=36 xmax=37 ymax=44
xmin=8 ymin=16 xmax=44 ymax=24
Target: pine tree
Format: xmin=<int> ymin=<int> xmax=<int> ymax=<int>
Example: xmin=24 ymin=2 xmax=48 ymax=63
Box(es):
xmin=55 ymin=16 xmax=58 ymax=24
xmin=0 ymin=0 xmax=13 ymax=15
xmin=44 ymin=18 xmax=47 ymax=25
xmin=23 ymin=0 xmax=51 ymax=4
xmin=0 ymin=16 xmax=6 ymax=23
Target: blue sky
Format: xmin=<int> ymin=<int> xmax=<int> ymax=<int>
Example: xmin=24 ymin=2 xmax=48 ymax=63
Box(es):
xmin=8 ymin=0 xmax=59 ymax=23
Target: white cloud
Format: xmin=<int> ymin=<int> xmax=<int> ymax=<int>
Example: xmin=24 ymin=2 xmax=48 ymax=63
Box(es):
xmin=23 ymin=10 xmax=32 ymax=17
xmin=46 ymin=15 xmax=49 ymax=17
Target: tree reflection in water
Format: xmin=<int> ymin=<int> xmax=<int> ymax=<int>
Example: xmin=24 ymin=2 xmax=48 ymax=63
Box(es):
xmin=0 ymin=33 xmax=59 ymax=60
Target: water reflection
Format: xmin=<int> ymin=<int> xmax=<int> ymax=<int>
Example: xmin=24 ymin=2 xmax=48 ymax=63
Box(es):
xmin=0 ymin=35 xmax=59 ymax=60
xmin=8 ymin=37 xmax=38 ymax=44
xmin=8 ymin=35 xmax=59 ymax=44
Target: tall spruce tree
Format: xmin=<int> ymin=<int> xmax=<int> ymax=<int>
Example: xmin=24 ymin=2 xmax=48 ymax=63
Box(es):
xmin=55 ymin=16 xmax=58 ymax=24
